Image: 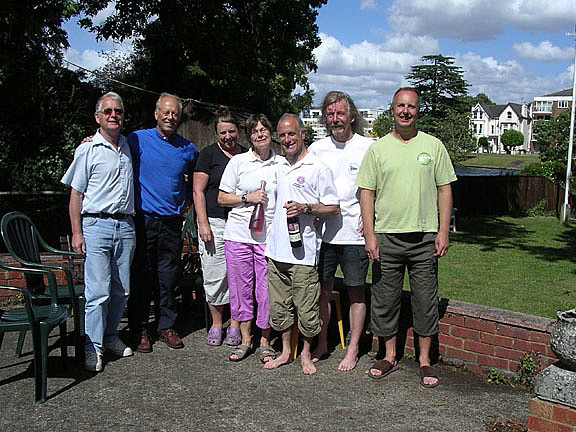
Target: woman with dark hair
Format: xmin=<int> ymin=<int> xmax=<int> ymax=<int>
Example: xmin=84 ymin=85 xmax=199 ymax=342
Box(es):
xmin=193 ymin=113 xmax=246 ymax=346
xmin=217 ymin=113 xmax=283 ymax=362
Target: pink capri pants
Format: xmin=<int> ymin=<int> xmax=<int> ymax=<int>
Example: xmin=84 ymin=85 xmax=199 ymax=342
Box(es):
xmin=224 ymin=240 xmax=270 ymax=329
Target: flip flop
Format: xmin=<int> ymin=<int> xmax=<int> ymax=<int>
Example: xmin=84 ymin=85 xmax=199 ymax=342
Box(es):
xmin=258 ymin=346 xmax=276 ymax=364
xmin=368 ymin=359 xmax=399 ymax=379
xmin=206 ymin=328 xmax=223 ymax=346
xmin=419 ymin=365 xmax=439 ymax=388
xmin=225 ymin=327 xmax=241 ymax=346
xmin=229 ymin=345 xmax=251 ymax=362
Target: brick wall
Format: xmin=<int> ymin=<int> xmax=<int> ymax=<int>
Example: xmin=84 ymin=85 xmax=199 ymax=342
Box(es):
xmin=0 ymin=253 xmax=79 ymax=302
xmin=401 ymin=298 xmax=557 ymax=376
xmin=528 ymin=398 xmax=576 ymax=431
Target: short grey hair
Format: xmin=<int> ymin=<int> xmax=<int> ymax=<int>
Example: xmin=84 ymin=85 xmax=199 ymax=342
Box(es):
xmin=95 ymin=92 xmax=124 ymax=113
xmin=156 ymin=92 xmax=183 ymax=115
xmin=277 ymin=113 xmax=305 ymax=131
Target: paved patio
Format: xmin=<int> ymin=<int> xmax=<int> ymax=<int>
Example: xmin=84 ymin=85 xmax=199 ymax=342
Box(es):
xmin=0 ymin=303 xmax=531 ymax=432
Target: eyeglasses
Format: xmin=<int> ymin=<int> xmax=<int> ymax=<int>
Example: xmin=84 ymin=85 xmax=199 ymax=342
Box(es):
xmin=251 ymin=128 xmax=270 ymax=136
xmin=100 ymin=108 xmax=124 ymax=116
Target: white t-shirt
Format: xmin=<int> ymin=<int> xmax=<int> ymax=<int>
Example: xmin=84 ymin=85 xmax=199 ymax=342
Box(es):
xmin=265 ymin=152 xmax=339 ymax=266
xmin=308 ymin=133 xmax=374 ymax=244
xmin=219 ymin=150 xmax=284 ymax=244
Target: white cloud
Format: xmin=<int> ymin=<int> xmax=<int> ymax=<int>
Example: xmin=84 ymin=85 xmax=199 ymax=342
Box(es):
xmin=456 ymin=51 xmax=570 ymax=103
xmin=360 ymin=0 xmax=377 ymax=10
xmin=93 ymin=2 xmax=117 ymax=26
xmin=513 ymin=41 xmax=574 ymax=62
xmin=308 ymin=33 xmax=572 ymax=108
xmin=387 ymin=0 xmax=576 ymax=41
xmin=309 ymin=33 xmax=438 ymax=107
xmin=64 ymin=48 xmax=108 ymax=71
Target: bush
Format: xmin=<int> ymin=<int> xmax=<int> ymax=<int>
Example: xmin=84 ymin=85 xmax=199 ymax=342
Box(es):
xmin=521 ymin=161 xmax=566 ymax=185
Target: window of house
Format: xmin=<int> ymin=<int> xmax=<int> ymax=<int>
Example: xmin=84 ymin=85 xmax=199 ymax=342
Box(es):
xmin=479 ymin=124 xmax=483 ymax=133
xmin=535 ymin=101 xmax=553 ymax=112
xmin=507 ymin=112 xmax=512 ymax=119
xmin=558 ymin=100 xmax=569 ymax=109
xmin=491 ymin=125 xmax=495 ymax=134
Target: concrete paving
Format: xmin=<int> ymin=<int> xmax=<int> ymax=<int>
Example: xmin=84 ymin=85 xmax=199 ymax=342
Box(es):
xmin=0 ymin=305 xmax=531 ymax=432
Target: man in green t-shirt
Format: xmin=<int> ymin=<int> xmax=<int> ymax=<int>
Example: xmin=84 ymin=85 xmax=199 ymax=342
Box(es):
xmin=356 ymin=87 xmax=457 ymax=388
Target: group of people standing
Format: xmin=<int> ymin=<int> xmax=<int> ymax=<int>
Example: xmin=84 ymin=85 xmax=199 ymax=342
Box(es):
xmin=61 ymin=87 xmax=456 ymax=386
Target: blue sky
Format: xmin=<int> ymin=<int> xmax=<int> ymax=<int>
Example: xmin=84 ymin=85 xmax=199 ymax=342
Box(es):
xmin=64 ymin=0 xmax=576 ymax=108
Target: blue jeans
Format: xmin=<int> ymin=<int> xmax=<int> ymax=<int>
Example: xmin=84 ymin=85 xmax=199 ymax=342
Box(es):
xmin=83 ymin=216 xmax=136 ymax=353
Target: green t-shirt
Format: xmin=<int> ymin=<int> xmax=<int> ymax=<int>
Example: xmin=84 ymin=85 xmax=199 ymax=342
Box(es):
xmin=356 ymin=131 xmax=457 ymax=233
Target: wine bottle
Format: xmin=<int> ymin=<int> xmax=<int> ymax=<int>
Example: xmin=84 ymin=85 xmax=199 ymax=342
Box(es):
xmin=249 ymin=180 xmax=266 ymax=233
xmin=286 ymin=201 xmax=302 ymax=248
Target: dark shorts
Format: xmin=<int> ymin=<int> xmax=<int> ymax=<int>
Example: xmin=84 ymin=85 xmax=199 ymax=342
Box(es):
xmin=318 ymin=243 xmax=369 ymax=286
xmin=371 ymin=232 xmax=439 ymax=337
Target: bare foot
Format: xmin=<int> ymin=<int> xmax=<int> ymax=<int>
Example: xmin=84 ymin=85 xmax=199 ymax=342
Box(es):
xmin=338 ymin=353 xmax=358 ymax=372
xmin=264 ymin=352 xmax=292 ymax=370
xmin=301 ymin=355 xmax=317 ymax=375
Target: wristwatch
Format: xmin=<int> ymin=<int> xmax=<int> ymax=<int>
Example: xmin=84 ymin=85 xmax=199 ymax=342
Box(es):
xmin=241 ymin=194 xmax=247 ymax=204
xmin=305 ymin=204 xmax=312 ymax=215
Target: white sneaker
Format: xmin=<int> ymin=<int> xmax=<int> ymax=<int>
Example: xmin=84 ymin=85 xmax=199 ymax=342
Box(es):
xmin=85 ymin=351 xmax=103 ymax=372
xmin=104 ymin=339 xmax=134 ymax=357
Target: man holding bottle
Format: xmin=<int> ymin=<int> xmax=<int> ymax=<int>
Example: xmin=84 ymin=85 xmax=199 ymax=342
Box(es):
xmin=264 ymin=113 xmax=340 ymax=375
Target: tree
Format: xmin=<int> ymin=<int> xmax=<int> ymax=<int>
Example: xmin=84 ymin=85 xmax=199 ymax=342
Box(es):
xmin=434 ymin=110 xmax=477 ymax=162
xmin=80 ymin=0 xmax=327 ymax=120
xmin=533 ymin=111 xmax=571 ymax=164
xmin=371 ymin=112 xmax=394 ymax=137
xmin=478 ymin=137 xmax=490 ymax=151
xmin=500 ymin=129 xmax=525 ymax=154
xmin=406 ymin=55 xmax=470 ymax=118
xmin=0 ymin=0 xmax=100 ymax=190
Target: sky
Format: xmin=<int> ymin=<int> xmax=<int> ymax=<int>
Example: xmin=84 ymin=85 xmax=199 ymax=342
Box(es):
xmin=63 ymin=0 xmax=576 ymax=109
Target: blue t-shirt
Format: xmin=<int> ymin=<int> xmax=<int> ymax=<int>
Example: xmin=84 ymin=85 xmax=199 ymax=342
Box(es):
xmin=128 ymin=127 xmax=199 ymax=216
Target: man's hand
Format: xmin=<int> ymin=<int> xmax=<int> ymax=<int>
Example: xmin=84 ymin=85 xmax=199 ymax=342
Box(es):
xmin=283 ymin=201 xmax=303 ymax=218
xmin=81 ymin=135 xmax=94 ymax=144
xmin=364 ymin=233 xmax=379 ymax=261
xmin=434 ymin=231 xmax=450 ymax=257
xmin=71 ymin=233 xmax=86 ymax=256
xmin=198 ymin=222 xmax=213 ymax=243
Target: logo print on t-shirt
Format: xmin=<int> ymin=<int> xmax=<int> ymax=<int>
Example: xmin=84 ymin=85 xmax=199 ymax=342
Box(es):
xmin=417 ymin=152 xmax=432 ymax=166
xmin=293 ymin=175 xmax=306 ymax=189
xmin=297 ymin=176 xmax=305 ymax=184
xmin=348 ymin=163 xmax=359 ymax=175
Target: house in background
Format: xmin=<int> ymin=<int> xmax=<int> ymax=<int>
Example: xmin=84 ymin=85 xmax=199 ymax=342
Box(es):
xmin=470 ymin=103 xmax=532 ymax=154
xmin=531 ymin=89 xmax=572 ymax=122
xmin=301 ymin=107 xmax=385 ymax=140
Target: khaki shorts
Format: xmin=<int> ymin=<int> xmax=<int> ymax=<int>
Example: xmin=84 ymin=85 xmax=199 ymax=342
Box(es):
xmin=267 ymin=259 xmax=321 ymax=338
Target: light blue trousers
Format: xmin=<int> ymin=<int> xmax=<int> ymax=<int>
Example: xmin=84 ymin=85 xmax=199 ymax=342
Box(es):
xmin=82 ymin=216 xmax=136 ymax=353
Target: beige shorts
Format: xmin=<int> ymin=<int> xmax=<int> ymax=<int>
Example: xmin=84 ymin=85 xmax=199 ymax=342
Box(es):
xmin=267 ymin=259 xmax=321 ymax=338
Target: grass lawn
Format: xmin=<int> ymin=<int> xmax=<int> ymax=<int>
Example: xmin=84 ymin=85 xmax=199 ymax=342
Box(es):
xmin=438 ymin=216 xmax=576 ymax=318
xmin=459 ymin=153 xmax=540 ymax=170
xmin=351 ymin=216 xmax=576 ymax=319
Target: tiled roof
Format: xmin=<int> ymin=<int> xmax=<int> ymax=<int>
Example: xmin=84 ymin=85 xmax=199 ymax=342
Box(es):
xmin=542 ymin=89 xmax=572 ymax=97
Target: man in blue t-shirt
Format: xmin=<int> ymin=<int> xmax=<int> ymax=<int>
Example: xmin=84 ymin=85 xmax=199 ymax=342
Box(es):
xmin=127 ymin=92 xmax=199 ymax=352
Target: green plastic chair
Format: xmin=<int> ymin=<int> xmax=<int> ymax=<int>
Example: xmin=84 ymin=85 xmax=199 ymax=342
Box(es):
xmin=1 ymin=211 xmax=85 ymax=360
xmin=0 ymin=284 xmax=69 ymax=403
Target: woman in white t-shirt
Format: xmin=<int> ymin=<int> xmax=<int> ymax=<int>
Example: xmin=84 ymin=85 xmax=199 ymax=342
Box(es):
xmin=218 ymin=113 xmax=283 ymax=362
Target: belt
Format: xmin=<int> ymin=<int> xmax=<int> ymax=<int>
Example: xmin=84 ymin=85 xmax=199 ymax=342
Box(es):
xmin=83 ymin=212 xmax=132 ymax=220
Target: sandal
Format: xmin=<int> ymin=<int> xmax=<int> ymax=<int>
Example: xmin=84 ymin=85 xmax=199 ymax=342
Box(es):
xmin=229 ymin=345 xmax=251 ymax=362
xmin=368 ymin=359 xmax=399 ymax=379
xmin=419 ymin=365 xmax=439 ymax=388
xmin=225 ymin=327 xmax=241 ymax=346
xmin=258 ymin=346 xmax=276 ymax=364
xmin=206 ymin=328 xmax=223 ymax=346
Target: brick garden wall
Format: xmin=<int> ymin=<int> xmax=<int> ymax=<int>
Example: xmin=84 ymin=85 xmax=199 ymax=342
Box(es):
xmin=401 ymin=298 xmax=557 ymax=375
xmin=528 ymin=398 xmax=576 ymax=432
